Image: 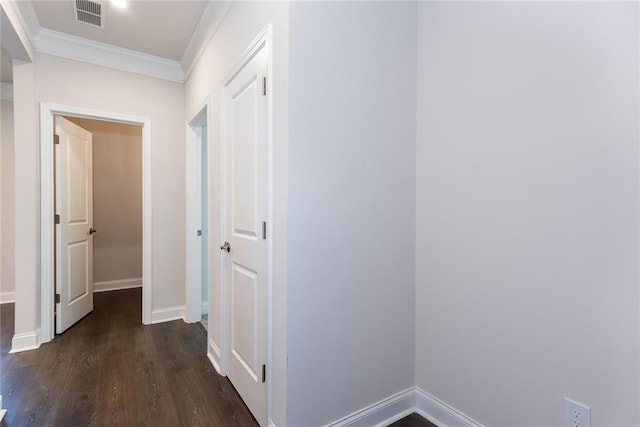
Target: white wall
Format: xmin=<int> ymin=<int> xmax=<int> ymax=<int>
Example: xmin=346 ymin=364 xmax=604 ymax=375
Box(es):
xmin=67 ymin=117 xmax=143 ymax=284
xmin=415 ymin=2 xmax=639 ymax=426
xmin=183 ymin=2 xmax=289 ymax=425
xmin=1 ymin=99 xmax=14 ymax=302
xmin=12 ymin=53 xmax=185 ymax=337
xmin=287 ymin=2 xmax=417 ymax=425
xmin=13 ymin=59 xmax=38 ymax=335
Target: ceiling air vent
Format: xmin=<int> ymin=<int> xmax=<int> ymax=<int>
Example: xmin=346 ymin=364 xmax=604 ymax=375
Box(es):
xmin=74 ymin=0 xmax=105 ymax=28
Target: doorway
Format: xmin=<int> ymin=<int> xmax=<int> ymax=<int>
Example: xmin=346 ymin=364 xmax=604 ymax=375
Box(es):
xmin=40 ymin=103 xmax=153 ymax=343
xmin=186 ymin=103 xmax=210 ymax=328
xmin=54 ymin=116 xmax=143 ymax=333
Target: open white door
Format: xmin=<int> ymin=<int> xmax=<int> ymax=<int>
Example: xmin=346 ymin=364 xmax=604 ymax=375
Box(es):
xmin=222 ymin=46 xmax=268 ymax=425
xmin=55 ymin=116 xmax=94 ymax=334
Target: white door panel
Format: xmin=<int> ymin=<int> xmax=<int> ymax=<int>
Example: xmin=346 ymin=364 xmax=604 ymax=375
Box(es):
xmin=55 ymin=116 xmax=94 ymax=334
xmin=223 ymin=46 xmax=268 ymax=426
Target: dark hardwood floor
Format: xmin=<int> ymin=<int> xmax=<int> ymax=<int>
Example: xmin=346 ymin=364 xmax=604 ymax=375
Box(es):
xmin=0 ymin=288 xmax=258 ymax=427
xmin=1 ymin=289 xmax=436 ymax=427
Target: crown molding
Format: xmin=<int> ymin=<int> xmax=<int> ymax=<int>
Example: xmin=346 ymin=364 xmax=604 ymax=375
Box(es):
xmin=4 ymin=0 xmax=232 ymax=83
xmin=34 ymin=28 xmax=184 ymax=82
xmin=0 ymin=0 xmax=37 ymax=61
xmin=1 ymin=83 xmax=13 ymax=101
xmin=14 ymin=0 xmax=40 ymax=40
xmin=180 ymin=0 xmax=233 ymax=82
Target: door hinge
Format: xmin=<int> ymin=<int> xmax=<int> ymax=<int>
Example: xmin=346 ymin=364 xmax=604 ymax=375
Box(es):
xmin=55 ymin=293 xmax=60 ymax=304
xmin=54 ymin=214 xmax=60 ymax=224
xmin=262 ymin=221 xmax=266 ymax=240
xmin=262 ymin=77 xmax=267 ymax=96
xmin=54 ymin=134 xmax=60 ymax=145
xmin=197 ymin=230 xmax=202 ymax=236
xmin=261 ymin=364 xmax=266 ymax=383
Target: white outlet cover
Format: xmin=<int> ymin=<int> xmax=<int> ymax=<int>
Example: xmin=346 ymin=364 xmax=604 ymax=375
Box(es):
xmin=565 ymin=397 xmax=591 ymax=427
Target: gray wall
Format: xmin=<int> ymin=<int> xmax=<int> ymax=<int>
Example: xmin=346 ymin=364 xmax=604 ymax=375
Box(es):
xmin=415 ymin=2 xmax=639 ymax=426
xmin=288 ymin=2 xmax=417 ymax=425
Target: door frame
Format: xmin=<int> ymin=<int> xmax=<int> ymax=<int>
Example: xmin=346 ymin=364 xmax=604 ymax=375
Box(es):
xmin=185 ymin=97 xmax=210 ymax=323
xmin=39 ymin=102 xmax=152 ymax=343
xmin=219 ymin=24 xmax=274 ymax=424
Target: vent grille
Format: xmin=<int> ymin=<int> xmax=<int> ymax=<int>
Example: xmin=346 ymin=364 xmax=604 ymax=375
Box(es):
xmin=74 ymin=0 xmax=104 ymax=28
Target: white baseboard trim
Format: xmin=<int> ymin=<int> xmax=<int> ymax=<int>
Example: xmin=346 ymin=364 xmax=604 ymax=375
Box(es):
xmin=415 ymin=387 xmax=484 ymax=427
xmin=0 ymin=291 xmax=15 ymax=304
xmin=93 ymin=278 xmax=142 ymax=293
xmin=201 ymin=300 xmax=208 ymax=315
xmin=325 ymin=388 xmax=415 ymax=427
xmin=207 ymin=336 xmax=223 ymax=375
xmin=323 ymin=387 xmax=483 ymax=427
xmin=10 ymin=328 xmax=41 ymax=353
xmin=151 ymin=305 xmax=185 ymax=324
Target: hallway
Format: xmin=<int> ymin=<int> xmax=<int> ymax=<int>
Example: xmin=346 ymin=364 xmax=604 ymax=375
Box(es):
xmin=0 ymin=289 xmax=258 ymax=426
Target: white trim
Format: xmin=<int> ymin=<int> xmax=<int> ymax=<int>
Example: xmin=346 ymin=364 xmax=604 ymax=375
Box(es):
xmin=321 ymin=388 xmax=485 ymax=427
xmin=180 ymin=0 xmax=233 ymax=82
xmin=0 ymin=0 xmax=36 ymax=61
xmin=93 ymin=278 xmax=142 ymax=293
xmin=0 ymin=291 xmax=15 ymax=304
xmin=264 ymin=25 xmax=276 ymax=427
xmin=39 ymin=102 xmax=153 ymax=344
xmin=221 ymin=25 xmax=271 ymax=86
xmin=151 ymin=305 xmax=185 ymax=324
xmin=10 ymin=328 xmax=40 ymax=353
xmin=201 ymin=301 xmax=208 ymax=315
xmin=207 ymin=336 xmax=223 ymax=375
xmin=1 ymin=83 xmax=13 ymax=101
xmin=14 ymin=0 xmax=41 ymax=38
xmin=325 ymin=388 xmax=415 ymax=427
xmin=415 ymin=387 xmax=484 ymax=427
xmin=34 ymin=29 xmax=184 ymax=82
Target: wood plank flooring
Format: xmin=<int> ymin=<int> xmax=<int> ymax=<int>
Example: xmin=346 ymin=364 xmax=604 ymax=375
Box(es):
xmin=1 ymin=288 xmax=435 ymax=427
xmin=0 ymin=289 xmax=258 ymax=427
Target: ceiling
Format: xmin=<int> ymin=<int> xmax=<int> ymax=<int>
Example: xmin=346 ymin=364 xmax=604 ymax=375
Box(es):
xmin=31 ymin=0 xmax=208 ymax=60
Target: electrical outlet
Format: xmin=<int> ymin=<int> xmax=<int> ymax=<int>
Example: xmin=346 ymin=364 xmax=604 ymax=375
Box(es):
xmin=565 ymin=398 xmax=591 ymax=427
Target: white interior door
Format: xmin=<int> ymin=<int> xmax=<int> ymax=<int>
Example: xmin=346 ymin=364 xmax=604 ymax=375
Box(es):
xmin=223 ymin=46 xmax=268 ymax=426
xmin=55 ymin=116 xmax=94 ymax=334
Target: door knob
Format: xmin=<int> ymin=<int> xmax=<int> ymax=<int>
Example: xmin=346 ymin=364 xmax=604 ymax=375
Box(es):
xmin=220 ymin=241 xmax=230 ymax=252
xmin=89 ymin=228 xmax=97 ymax=235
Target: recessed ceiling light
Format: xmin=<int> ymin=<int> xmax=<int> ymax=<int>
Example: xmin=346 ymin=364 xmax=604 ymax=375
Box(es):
xmin=110 ymin=0 xmax=128 ymax=9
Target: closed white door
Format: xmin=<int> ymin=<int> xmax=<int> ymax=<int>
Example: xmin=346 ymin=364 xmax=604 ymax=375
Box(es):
xmin=222 ymin=46 xmax=268 ymax=426
xmin=55 ymin=116 xmax=94 ymax=334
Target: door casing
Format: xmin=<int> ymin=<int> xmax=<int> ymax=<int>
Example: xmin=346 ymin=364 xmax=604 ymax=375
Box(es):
xmin=40 ymin=102 xmax=152 ymax=343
